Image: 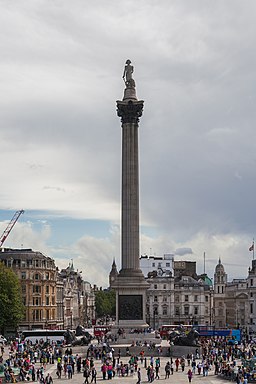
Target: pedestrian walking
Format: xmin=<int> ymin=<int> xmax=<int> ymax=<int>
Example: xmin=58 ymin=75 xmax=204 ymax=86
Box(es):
xmin=91 ymin=367 xmax=97 ymax=383
xmin=165 ymin=361 xmax=171 ymax=379
xmin=137 ymin=368 xmax=141 ymax=384
xmin=187 ymin=369 xmax=193 ymax=383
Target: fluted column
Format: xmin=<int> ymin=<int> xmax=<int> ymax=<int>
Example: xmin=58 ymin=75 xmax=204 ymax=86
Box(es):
xmin=117 ymin=100 xmax=143 ymax=273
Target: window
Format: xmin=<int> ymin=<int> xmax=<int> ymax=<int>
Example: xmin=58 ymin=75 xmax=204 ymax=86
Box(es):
xmin=222 ymin=286 xmax=224 ymax=293
xmin=52 ymin=296 xmax=55 ymax=305
xmin=163 ymin=306 xmax=167 ymax=316
xmin=175 ymin=295 xmax=179 ymax=302
xmin=22 ymin=285 xmax=26 ymax=294
xmin=22 ymin=297 xmax=26 ymax=305
xmin=219 ymin=308 xmax=223 ymax=316
xmin=33 ymin=285 xmax=41 ymax=294
xmin=251 ymin=292 xmax=253 ymax=298
xmin=205 ymin=295 xmax=209 ymax=302
xmin=46 ymin=309 xmax=50 ymax=320
xmin=33 ymin=309 xmax=41 ymax=320
xmin=158 ymin=262 xmax=162 ymax=267
xmin=175 ymin=306 xmax=180 ymax=315
xmin=21 ymin=260 xmax=26 ymax=268
xmin=163 ymin=296 xmax=167 ymax=302
xmin=163 ymin=284 xmax=166 ymax=289
xmin=185 ymin=295 xmax=189 ymax=302
xmin=46 ymin=286 xmax=49 ymax=294
xmin=45 ymin=273 xmax=49 ymax=280
xmin=251 ymin=303 xmax=253 ymax=314
xmin=33 ymin=297 xmax=41 ymax=306
xmin=251 ymin=279 xmax=253 ymax=286
xmin=194 ymin=295 xmax=198 ymax=302
xmin=46 ymin=297 xmax=50 ymax=305
xmin=21 ymin=272 xmax=26 ymax=280
xmin=184 ymin=306 xmax=189 ymax=316
xmin=194 ymin=306 xmax=198 ymax=315
xmin=34 ymin=273 xmax=41 ymax=280
xmin=218 ymin=286 xmax=220 ymax=294
xmin=154 ymin=284 xmax=157 ymax=289
xmin=152 ymin=263 xmax=155 ymax=267
xmin=166 ymin=263 xmax=170 ymax=267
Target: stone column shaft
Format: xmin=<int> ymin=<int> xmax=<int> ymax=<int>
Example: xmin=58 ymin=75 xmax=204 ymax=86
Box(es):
xmin=122 ymin=122 xmax=139 ymax=270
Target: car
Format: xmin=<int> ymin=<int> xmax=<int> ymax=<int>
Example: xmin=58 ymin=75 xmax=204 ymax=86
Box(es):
xmin=0 ymin=335 xmax=7 ymax=344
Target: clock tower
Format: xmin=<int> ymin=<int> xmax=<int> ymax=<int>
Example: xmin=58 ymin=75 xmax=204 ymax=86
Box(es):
xmin=109 ymin=259 xmax=118 ymax=288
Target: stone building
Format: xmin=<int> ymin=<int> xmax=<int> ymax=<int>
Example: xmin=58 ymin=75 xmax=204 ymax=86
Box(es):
xmin=248 ymin=259 xmax=256 ymax=331
xmin=0 ymin=248 xmax=58 ymax=330
xmin=213 ymin=258 xmax=227 ymax=328
xmin=81 ymin=280 xmax=95 ymax=327
xmin=0 ymin=248 xmax=95 ymax=331
xmin=146 ymin=270 xmax=212 ymax=329
xmin=59 ymin=262 xmax=95 ymax=329
xmin=211 ymin=259 xmax=252 ymax=332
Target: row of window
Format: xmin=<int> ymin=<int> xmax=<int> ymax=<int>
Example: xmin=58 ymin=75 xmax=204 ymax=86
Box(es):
xmin=151 ymin=295 xmax=209 ymax=302
xmin=21 ymin=272 xmax=54 ymax=280
xmin=148 ymin=305 xmax=206 ymax=317
xmin=32 ymin=309 xmax=55 ymax=321
xmin=22 ymin=297 xmax=56 ymax=306
xmin=22 ymin=285 xmax=55 ymax=294
xmin=7 ymin=259 xmax=54 ymax=269
xmin=152 ymin=262 xmax=171 ymax=268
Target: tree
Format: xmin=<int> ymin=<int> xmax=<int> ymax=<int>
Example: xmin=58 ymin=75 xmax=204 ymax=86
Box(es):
xmin=95 ymin=289 xmax=116 ymax=318
xmin=0 ymin=262 xmax=25 ymax=334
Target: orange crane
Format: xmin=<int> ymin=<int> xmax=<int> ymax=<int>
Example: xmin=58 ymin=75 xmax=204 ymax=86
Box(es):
xmin=0 ymin=210 xmax=25 ymax=247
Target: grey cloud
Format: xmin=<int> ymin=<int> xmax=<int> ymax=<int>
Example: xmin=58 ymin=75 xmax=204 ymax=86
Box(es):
xmin=175 ymin=248 xmax=193 ymax=256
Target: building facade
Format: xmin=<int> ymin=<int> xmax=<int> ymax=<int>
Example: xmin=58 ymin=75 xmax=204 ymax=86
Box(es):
xmin=0 ymin=248 xmax=95 ymax=331
xmin=0 ymin=248 xmax=58 ymax=330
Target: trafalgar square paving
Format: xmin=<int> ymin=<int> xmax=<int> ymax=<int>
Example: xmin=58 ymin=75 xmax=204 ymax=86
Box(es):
xmin=40 ymin=350 xmax=230 ymax=384
xmin=1 ymin=341 xmax=236 ymax=384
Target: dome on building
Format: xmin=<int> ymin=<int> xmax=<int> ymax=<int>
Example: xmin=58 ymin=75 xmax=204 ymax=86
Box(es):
xmin=215 ymin=258 xmax=225 ymax=273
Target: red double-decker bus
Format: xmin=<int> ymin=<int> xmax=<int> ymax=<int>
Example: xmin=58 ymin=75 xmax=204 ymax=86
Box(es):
xmin=93 ymin=325 xmax=111 ymax=338
xmin=160 ymin=324 xmax=193 ymax=339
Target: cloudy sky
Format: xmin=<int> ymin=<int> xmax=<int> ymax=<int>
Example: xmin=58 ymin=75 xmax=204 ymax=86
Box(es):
xmin=1 ymin=0 xmax=256 ymax=287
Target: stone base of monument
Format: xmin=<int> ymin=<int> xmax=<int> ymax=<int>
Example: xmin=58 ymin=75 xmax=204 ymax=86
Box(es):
xmin=109 ymin=328 xmax=159 ymax=345
xmin=108 ymin=341 xmax=201 ymax=358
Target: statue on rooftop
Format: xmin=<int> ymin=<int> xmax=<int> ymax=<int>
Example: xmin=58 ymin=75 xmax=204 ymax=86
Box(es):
xmin=123 ymin=59 xmax=136 ymax=88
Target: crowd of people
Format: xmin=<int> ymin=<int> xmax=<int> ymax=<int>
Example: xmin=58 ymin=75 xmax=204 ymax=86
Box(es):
xmin=1 ymin=334 xmax=256 ymax=383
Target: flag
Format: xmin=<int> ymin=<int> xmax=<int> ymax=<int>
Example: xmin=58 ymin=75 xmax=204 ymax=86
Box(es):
xmin=249 ymin=244 xmax=254 ymax=252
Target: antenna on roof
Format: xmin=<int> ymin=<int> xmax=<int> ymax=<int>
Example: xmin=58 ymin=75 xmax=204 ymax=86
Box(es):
xmin=203 ymin=252 xmax=206 ymax=274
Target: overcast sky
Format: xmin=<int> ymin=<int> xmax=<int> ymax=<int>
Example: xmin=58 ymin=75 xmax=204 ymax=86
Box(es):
xmin=0 ymin=0 xmax=256 ymax=287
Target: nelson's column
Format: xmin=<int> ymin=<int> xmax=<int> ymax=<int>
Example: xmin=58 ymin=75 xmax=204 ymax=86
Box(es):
xmin=112 ymin=60 xmax=149 ymax=329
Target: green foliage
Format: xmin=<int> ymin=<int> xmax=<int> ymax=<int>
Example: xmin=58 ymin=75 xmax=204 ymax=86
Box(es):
xmin=0 ymin=262 xmax=25 ymax=333
xmin=95 ymin=289 xmax=116 ymax=318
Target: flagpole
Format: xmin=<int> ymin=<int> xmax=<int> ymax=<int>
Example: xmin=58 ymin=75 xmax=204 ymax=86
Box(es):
xmin=253 ymin=238 xmax=255 ymax=260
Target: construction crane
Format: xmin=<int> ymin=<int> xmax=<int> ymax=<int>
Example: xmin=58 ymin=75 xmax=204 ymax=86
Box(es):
xmin=0 ymin=210 xmax=25 ymax=247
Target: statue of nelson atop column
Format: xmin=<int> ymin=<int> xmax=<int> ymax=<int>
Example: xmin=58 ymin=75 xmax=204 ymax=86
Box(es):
xmin=122 ymin=59 xmax=136 ymax=88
